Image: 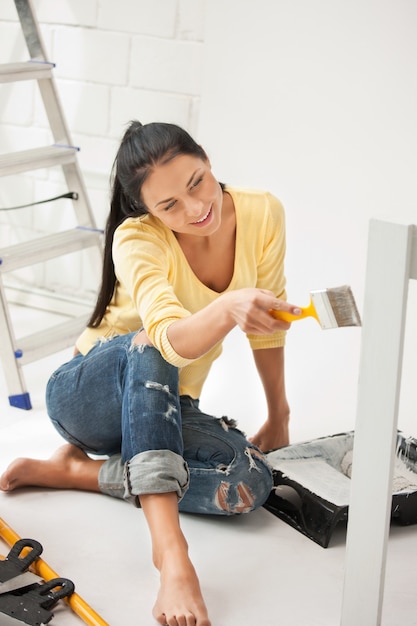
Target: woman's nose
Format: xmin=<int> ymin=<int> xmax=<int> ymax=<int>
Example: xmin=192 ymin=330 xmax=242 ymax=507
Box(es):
xmin=186 ymin=198 xmax=204 ymax=217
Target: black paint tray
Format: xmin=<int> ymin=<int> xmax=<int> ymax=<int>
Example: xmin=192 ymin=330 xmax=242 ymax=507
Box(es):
xmin=264 ymin=431 xmax=417 ymax=548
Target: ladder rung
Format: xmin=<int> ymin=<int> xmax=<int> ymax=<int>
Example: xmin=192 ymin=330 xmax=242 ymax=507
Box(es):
xmin=16 ymin=315 xmax=89 ymax=365
xmin=0 ymin=61 xmax=54 ymax=83
xmin=0 ymin=229 xmax=102 ymax=273
xmin=0 ymin=145 xmax=79 ymax=177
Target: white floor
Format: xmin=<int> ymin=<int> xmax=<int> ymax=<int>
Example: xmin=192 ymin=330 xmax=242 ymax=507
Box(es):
xmin=1 ymin=307 xmax=417 ymax=626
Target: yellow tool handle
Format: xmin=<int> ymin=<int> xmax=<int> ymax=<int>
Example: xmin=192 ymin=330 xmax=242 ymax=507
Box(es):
xmin=270 ymin=299 xmax=318 ymax=323
xmin=0 ymin=518 xmax=109 ymax=626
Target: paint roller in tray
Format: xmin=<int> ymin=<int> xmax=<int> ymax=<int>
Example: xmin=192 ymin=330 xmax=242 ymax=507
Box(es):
xmin=271 ymin=285 xmax=362 ymax=330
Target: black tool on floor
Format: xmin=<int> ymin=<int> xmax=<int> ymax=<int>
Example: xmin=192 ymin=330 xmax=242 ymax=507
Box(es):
xmin=0 ymin=577 xmax=75 ymax=625
xmin=0 ymin=539 xmax=43 ymax=594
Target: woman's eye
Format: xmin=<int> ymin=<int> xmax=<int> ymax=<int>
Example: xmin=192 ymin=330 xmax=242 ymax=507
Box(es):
xmin=164 ymin=200 xmax=176 ymax=211
xmin=191 ymin=176 xmax=203 ymax=189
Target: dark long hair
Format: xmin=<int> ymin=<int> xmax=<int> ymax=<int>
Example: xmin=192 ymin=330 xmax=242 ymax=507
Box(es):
xmin=88 ymin=121 xmax=209 ymax=328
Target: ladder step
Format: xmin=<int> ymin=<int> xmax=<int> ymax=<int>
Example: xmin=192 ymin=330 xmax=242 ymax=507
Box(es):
xmin=0 ymin=145 xmax=79 ymax=177
xmin=15 ymin=314 xmax=89 ymax=365
xmin=0 ymin=60 xmax=54 ymax=83
xmin=0 ymin=228 xmax=102 ymax=273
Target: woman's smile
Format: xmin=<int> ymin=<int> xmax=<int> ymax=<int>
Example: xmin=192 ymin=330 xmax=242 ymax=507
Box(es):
xmin=191 ymin=206 xmax=213 ymax=226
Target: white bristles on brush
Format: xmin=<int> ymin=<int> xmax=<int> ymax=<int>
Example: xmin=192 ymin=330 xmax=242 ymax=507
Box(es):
xmin=271 ymin=285 xmax=362 ymax=329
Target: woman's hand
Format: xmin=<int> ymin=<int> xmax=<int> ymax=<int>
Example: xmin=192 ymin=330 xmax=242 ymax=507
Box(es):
xmin=225 ymin=288 xmax=301 ymax=335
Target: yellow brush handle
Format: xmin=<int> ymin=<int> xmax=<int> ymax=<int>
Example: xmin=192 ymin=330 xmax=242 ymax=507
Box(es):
xmin=0 ymin=517 xmax=109 ymax=626
xmin=270 ymin=299 xmax=318 ymax=323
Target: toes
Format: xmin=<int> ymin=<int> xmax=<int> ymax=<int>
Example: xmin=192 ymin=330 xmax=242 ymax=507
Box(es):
xmin=0 ymin=475 xmax=10 ymax=491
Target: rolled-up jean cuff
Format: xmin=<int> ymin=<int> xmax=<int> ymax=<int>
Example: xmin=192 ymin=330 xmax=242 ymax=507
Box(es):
xmin=98 ymin=454 xmax=126 ymax=501
xmin=99 ymin=450 xmax=190 ymax=506
xmin=125 ymin=450 xmax=190 ymax=502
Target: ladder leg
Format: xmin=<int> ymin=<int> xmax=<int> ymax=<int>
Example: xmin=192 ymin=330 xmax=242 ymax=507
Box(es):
xmin=14 ymin=0 xmax=46 ymax=59
xmin=0 ymin=281 xmax=32 ymax=410
xmin=9 ymin=393 xmax=32 ymax=410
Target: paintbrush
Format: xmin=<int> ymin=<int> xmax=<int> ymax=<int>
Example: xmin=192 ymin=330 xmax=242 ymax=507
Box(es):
xmin=271 ymin=285 xmax=361 ymax=329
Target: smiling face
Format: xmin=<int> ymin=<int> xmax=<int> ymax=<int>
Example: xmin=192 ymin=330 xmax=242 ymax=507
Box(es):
xmin=141 ymin=154 xmax=224 ymax=238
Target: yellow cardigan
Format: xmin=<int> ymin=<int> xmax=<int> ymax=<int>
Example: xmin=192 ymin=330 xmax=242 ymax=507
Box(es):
xmin=76 ymin=186 xmax=287 ymax=399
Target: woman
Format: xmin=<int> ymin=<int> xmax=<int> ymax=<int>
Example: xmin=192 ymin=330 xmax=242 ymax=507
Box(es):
xmin=1 ymin=122 xmax=301 ymax=626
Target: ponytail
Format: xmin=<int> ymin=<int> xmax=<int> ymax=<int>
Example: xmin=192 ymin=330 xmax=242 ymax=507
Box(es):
xmin=88 ymin=177 xmax=123 ymax=326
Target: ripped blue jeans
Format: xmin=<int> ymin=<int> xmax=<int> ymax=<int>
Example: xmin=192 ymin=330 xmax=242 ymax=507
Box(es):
xmin=45 ymin=333 xmax=273 ymax=515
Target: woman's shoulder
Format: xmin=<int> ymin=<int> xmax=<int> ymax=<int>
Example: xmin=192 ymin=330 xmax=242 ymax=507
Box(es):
xmin=114 ymin=213 xmax=171 ymax=247
xmin=225 ymin=185 xmax=284 ymax=219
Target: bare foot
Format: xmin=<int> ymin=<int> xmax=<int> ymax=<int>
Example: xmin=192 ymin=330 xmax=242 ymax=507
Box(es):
xmin=153 ymin=546 xmax=211 ymax=626
xmin=249 ymin=419 xmax=289 ymax=452
xmin=0 ymin=444 xmax=104 ymax=492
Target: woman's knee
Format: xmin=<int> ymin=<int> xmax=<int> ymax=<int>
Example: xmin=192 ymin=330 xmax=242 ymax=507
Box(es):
xmin=128 ymin=335 xmax=179 ymax=388
xmin=213 ymin=446 xmax=273 ymax=514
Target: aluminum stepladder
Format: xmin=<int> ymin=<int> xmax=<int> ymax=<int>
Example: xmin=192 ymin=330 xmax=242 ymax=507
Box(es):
xmin=0 ymin=0 xmax=103 ymax=410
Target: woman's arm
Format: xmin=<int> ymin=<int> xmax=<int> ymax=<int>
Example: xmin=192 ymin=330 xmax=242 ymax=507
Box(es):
xmin=166 ymin=289 xmax=299 ymax=360
xmin=249 ymin=346 xmax=291 ymax=452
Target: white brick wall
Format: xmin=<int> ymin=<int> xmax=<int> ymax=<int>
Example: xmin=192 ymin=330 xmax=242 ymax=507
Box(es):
xmin=130 ymin=36 xmax=203 ymax=94
xmin=97 ymin=0 xmax=177 ymax=37
xmin=33 ymin=0 xmax=97 ymax=27
xmin=0 ymin=0 xmax=205 ymax=203
xmin=0 ymin=0 xmax=206 ymax=302
xmin=52 ymin=28 xmax=130 ymax=85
